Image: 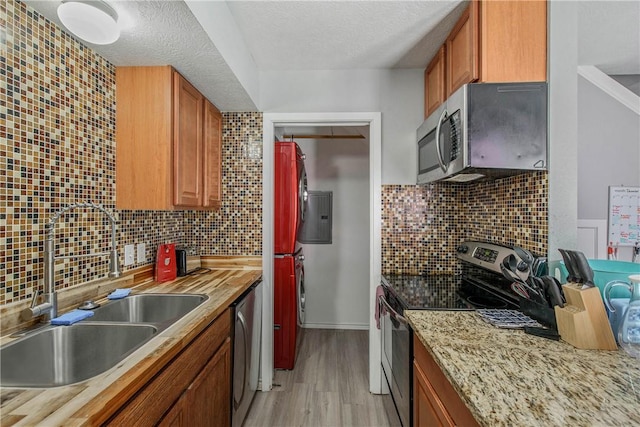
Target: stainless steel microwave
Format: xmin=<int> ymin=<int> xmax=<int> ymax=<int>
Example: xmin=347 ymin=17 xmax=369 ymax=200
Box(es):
xmin=417 ymin=82 xmax=548 ymax=184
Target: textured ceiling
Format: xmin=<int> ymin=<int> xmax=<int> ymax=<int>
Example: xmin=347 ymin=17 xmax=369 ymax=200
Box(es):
xmin=226 ymin=0 xmax=466 ymax=70
xmin=20 ymin=0 xmax=640 ymax=113
xmin=23 ymin=0 xmax=258 ymax=111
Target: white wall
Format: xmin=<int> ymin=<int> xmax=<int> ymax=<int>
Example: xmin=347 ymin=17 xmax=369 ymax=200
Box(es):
xmin=548 ymin=1 xmax=579 ymax=262
xmin=260 ymin=69 xmax=423 ymax=184
xmin=294 ymin=137 xmax=370 ymax=329
xmin=577 ymin=75 xmax=640 ymax=220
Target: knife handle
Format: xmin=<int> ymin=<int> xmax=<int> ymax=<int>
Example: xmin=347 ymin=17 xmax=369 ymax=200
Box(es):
xmin=568 ymin=250 xmax=595 ymax=287
xmin=558 ymin=249 xmax=579 ymax=283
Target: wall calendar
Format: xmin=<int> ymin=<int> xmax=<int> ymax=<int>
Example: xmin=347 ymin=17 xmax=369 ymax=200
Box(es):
xmin=608 ymin=186 xmax=640 ymax=246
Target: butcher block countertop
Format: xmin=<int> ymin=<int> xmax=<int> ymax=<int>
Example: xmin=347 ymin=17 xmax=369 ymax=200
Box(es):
xmin=406 ymin=310 xmax=640 ymax=427
xmin=0 ymin=258 xmax=261 ymax=426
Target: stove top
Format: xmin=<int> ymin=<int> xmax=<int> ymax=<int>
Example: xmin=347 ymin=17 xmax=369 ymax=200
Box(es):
xmin=382 ymin=241 xmax=531 ymax=312
xmin=382 ymin=274 xmax=470 ymax=310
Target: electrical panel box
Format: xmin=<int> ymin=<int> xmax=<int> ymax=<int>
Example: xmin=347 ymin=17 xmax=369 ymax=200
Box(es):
xmin=299 ymin=191 xmax=332 ymax=244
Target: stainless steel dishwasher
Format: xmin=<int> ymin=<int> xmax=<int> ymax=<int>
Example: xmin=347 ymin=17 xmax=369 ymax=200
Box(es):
xmin=232 ymin=280 xmax=262 ymax=427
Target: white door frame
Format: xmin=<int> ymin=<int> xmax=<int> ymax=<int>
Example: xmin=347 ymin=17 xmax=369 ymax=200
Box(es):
xmin=261 ymin=112 xmax=382 ymax=393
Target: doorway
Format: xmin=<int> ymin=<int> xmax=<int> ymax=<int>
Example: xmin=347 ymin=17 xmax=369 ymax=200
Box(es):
xmin=261 ymin=112 xmax=382 ymax=394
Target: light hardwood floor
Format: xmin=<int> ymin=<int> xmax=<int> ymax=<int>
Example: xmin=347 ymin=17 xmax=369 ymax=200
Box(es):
xmin=244 ymin=329 xmax=391 ymax=427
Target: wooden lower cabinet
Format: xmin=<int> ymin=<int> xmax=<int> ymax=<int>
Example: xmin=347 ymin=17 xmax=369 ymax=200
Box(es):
xmin=413 ymin=335 xmax=479 ymax=427
xmin=106 ymin=310 xmax=231 ymax=426
xmin=414 ymin=360 xmax=454 ymax=427
xmin=159 ymin=339 xmax=231 ymax=427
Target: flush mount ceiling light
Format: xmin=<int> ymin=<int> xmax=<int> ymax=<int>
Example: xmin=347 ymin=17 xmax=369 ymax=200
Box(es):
xmin=57 ymin=0 xmax=120 ymax=45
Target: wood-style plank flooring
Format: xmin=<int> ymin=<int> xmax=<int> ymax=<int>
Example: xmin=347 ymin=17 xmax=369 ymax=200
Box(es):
xmin=244 ymin=329 xmax=391 ymax=427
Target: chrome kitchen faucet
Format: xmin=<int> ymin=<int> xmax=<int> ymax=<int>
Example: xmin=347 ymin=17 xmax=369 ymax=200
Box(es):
xmin=23 ymin=202 xmax=121 ymax=321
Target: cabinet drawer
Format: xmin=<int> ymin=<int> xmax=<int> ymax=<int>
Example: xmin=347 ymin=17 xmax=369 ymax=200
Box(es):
xmin=106 ymin=310 xmax=231 ymax=426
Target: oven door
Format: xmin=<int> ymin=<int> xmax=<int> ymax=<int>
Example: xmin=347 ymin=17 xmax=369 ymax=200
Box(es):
xmin=380 ymin=292 xmax=412 ymax=427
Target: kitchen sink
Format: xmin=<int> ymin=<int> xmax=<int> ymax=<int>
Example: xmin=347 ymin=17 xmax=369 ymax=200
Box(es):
xmin=88 ymin=294 xmax=208 ymax=324
xmin=0 ymin=323 xmax=157 ymax=388
xmin=0 ymin=293 xmax=208 ymax=388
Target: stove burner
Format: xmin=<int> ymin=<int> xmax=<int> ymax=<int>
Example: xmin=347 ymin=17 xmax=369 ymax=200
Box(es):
xmin=465 ymin=295 xmax=509 ymax=309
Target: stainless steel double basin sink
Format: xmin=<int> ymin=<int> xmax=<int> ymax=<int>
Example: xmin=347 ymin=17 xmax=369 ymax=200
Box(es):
xmin=0 ymin=294 xmax=208 ymax=388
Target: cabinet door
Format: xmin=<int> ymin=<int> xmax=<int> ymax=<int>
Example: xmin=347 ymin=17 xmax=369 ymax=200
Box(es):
xmin=203 ymin=100 xmax=222 ymax=209
xmin=115 ymin=66 xmax=174 ymax=210
xmin=479 ymin=0 xmax=547 ymax=82
xmin=184 ymin=338 xmax=232 ymax=426
xmin=173 ymin=72 xmax=204 ymax=207
xmin=158 ymin=394 xmax=187 ymax=427
xmin=414 ymin=361 xmax=455 ymax=427
xmin=413 ymin=335 xmax=479 ymax=427
xmin=446 ymin=1 xmax=479 ymax=96
xmin=424 ymin=46 xmax=446 ymax=118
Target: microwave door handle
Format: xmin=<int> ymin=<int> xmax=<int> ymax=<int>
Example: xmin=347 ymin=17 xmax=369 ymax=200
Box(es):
xmin=378 ymin=295 xmax=408 ymax=325
xmin=435 ymin=109 xmax=448 ymax=173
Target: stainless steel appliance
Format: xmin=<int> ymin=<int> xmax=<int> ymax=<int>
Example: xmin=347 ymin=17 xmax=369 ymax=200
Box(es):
xmin=417 ymin=82 xmax=548 ymax=184
xmin=379 ymin=241 xmax=545 ymax=426
xmin=232 ymin=281 xmax=262 ymax=427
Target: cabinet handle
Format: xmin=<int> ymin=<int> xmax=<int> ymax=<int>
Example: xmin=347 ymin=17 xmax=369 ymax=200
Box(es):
xmin=435 ymin=108 xmax=448 ymax=173
xmin=233 ymin=311 xmax=249 ymax=410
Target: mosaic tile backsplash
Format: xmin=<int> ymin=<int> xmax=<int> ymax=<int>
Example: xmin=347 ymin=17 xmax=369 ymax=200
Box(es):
xmin=1 ymin=0 xmax=262 ymax=305
xmin=382 ymin=171 xmax=548 ymax=275
xmin=1 ymin=0 xmax=546 ymax=306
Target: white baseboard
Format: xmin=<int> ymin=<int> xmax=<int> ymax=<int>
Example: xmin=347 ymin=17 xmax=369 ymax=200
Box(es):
xmin=303 ymin=322 xmax=369 ymax=330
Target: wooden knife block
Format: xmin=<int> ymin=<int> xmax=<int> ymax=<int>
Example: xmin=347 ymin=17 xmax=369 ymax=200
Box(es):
xmin=554 ymin=283 xmax=617 ymax=350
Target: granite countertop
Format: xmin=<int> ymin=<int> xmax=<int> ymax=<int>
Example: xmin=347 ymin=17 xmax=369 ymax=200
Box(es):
xmin=406 ymin=310 xmax=640 ymax=427
xmin=0 ymin=261 xmax=262 ymax=426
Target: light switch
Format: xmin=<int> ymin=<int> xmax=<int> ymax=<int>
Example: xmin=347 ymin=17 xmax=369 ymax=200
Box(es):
xmin=124 ymin=244 xmax=135 ymax=266
xmin=136 ymin=243 xmax=146 ymax=263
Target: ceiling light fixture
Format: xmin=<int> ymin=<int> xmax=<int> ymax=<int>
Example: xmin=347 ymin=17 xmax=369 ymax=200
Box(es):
xmin=57 ymin=0 xmax=120 ymax=45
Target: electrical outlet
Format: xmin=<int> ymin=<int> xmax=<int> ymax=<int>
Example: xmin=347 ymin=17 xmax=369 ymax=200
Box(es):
xmin=136 ymin=243 xmax=146 ymax=263
xmin=124 ymin=244 xmax=135 ymax=266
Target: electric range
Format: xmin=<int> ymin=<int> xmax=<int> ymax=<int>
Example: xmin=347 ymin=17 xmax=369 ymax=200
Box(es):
xmin=382 ymin=241 xmax=543 ymax=312
xmin=379 ymin=241 xmax=544 ymax=427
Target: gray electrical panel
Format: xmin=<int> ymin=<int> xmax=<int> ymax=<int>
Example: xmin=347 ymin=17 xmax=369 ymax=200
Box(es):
xmin=299 ymin=191 xmax=332 ymax=244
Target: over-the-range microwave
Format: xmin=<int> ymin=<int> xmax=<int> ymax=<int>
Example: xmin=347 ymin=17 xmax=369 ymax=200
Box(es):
xmin=417 ymin=82 xmax=548 ymax=184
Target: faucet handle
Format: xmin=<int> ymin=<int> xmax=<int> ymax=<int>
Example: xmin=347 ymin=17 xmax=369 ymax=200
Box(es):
xmin=30 ymin=290 xmax=42 ymax=308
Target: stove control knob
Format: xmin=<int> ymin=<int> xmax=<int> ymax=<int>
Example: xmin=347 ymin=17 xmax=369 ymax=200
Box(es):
xmin=457 ymin=245 xmax=469 ymax=254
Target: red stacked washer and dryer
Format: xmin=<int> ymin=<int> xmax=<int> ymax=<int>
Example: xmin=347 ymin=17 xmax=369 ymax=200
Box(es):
xmin=274 ymin=141 xmax=307 ymax=370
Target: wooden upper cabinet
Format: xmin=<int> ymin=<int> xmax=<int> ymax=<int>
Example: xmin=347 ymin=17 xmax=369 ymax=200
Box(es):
xmin=116 ymin=66 xmax=222 ymax=210
xmin=445 ymin=2 xmax=479 ymax=97
xmin=427 ymin=0 xmax=547 ymax=106
xmin=173 ymin=73 xmax=204 ymax=207
xmin=203 ymin=100 xmax=222 ymax=209
xmin=116 ymin=66 xmax=174 ymax=210
xmin=479 ymin=0 xmax=547 ymax=83
xmin=424 ymin=46 xmax=446 ymax=118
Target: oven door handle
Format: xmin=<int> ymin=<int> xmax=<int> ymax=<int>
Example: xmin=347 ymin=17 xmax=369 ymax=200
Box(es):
xmin=378 ymin=295 xmax=408 ymax=325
